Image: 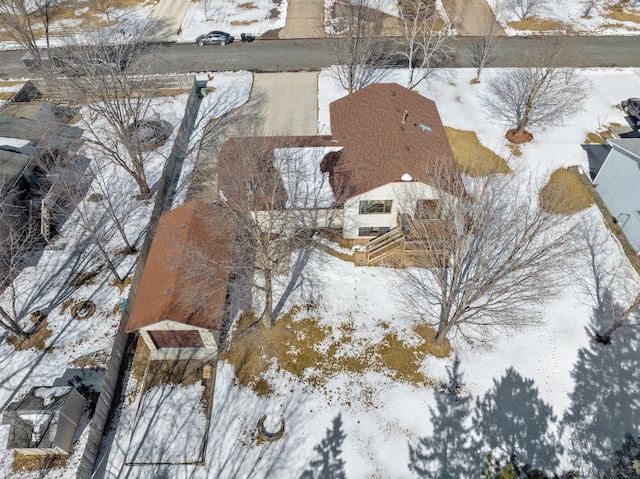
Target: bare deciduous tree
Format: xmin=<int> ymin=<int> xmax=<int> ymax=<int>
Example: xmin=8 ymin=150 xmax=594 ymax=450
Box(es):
xmin=40 ymin=154 xmax=140 ymax=283
xmin=396 ymin=0 xmax=455 ymax=90
xmin=328 ymin=0 xmax=389 ymax=94
xmin=184 ymin=134 xmax=340 ymax=327
xmin=0 ymin=0 xmax=44 ymax=63
xmin=482 ymin=41 xmax=589 ymax=141
xmin=468 ymin=14 xmax=500 ymax=82
xmin=50 ymin=34 xmax=161 ymax=199
xmin=501 ymin=0 xmax=548 ymax=21
xmin=397 ymin=166 xmax=578 ymax=347
xmin=576 ymin=223 xmax=640 ymax=344
xmin=0 ymin=209 xmax=39 ymax=340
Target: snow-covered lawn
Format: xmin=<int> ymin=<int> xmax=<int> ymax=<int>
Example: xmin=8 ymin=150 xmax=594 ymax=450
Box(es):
xmin=127 ymin=383 xmax=207 ymax=465
xmin=97 ymin=67 xmax=640 ymax=478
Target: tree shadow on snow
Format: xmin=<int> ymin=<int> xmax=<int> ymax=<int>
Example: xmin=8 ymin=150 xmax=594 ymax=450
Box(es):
xmin=300 ymin=414 xmax=347 ymax=479
xmin=408 ymin=358 xmax=563 ymax=477
xmin=561 ymin=298 xmax=640 ymax=476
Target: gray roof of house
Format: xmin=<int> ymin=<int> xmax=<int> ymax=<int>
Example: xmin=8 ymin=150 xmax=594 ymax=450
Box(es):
xmin=609 ymin=138 xmax=640 ymax=161
xmin=0 ymin=148 xmax=32 ymax=197
xmin=0 ymin=114 xmax=50 ymax=143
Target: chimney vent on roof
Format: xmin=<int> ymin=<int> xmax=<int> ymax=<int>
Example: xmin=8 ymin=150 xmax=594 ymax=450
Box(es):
xmin=403 ymin=110 xmax=408 ymax=124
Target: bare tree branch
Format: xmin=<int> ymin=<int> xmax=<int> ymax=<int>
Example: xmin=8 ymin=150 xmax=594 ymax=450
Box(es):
xmin=482 ymin=40 xmax=590 ymax=140
xmin=327 ymin=0 xmax=389 ymax=94
xmin=396 ymin=165 xmax=579 ymax=348
xmin=395 ymin=0 xmax=455 ymax=90
xmin=47 ymin=31 xmax=162 ymax=199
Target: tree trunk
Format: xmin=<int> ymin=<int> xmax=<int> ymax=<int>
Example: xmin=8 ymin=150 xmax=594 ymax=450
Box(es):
xmin=261 ymin=272 xmax=274 ymax=327
xmin=0 ymin=305 xmax=27 ymax=340
xmin=597 ymin=294 xmax=640 ymax=344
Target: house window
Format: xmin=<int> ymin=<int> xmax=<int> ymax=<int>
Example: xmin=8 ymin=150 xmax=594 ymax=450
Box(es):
xmin=415 ymin=199 xmax=441 ymax=219
xmin=358 ymin=226 xmax=391 ymax=237
xmin=359 ymin=200 xmax=392 ymax=214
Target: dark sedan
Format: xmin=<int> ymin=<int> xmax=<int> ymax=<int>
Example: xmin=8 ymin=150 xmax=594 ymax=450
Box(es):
xmin=621 ymin=98 xmax=640 ymax=126
xmin=195 ymin=31 xmax=234 ymax=46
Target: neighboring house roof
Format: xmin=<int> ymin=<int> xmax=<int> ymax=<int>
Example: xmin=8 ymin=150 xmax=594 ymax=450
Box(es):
xmin=126 ymin=201 xmax=235 ymax=333
xmin=1 ymin=386 xmax=85 ymax=454
xmin=0 ymin=149 xmax=32 ymax=198
xmin=0 ymin=114 xmax=50 ymax=143
xmin=327 ymin=83 xmax=459 ymax=199
xmin=608 ymin=138 xmax=640 ymax=160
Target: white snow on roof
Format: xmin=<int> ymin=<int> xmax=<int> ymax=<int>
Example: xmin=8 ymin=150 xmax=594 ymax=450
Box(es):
xmin=0 ymin=137 xmax=30 ymax=149
xmin=33 ymin=386 xmax=71 ymax=407
xmin=275 ymin=146 xmax=342 ymax=209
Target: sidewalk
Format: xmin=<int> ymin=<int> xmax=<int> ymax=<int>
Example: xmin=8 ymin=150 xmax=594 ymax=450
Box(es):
xmin=145 ymin=0 xmax=192 ymax=43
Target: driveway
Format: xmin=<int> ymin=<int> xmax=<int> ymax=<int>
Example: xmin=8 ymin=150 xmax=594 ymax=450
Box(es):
xmin=442 ymin=0 xmax=506 ymax=36
xmin=279 ymin=0 xmax=326 ymax=38
xmin=252 ymin=72 xmax=319 ymax=135
xmin=145 ymin=0 xmax=192 ymax=43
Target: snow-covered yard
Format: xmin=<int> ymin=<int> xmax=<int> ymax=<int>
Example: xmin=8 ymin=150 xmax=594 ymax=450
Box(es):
xmin=95 ymin=67 xmax=640 ymax=478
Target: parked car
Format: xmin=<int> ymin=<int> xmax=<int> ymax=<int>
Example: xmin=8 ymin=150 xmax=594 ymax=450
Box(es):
xmin=621 ymin=98 xmax=640 ymax=125
xmin=195 ymin=31 xmax=234 ymax=46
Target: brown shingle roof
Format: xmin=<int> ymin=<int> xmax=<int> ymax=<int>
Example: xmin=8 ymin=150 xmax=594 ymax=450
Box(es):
xmin=125 ymin=201 xmax=234 ymax=333
xmin=328 ymin=83 xmax=458 ymax=199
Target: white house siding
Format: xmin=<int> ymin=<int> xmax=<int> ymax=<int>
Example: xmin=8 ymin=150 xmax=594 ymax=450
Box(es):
xmin=594 ymin=147 xmax=640 ymax=252
xmin=342 ymin=182 xmax=439 ymax=239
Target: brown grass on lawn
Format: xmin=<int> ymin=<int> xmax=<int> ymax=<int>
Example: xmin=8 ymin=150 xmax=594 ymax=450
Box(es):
xmin=607 ymin=0 xmax=640 ymax=23
xmin=130 ymin=337 xmax=150 ymax=383
xmin=231 ymin=20 xmax=259 ymax=26
xmin=12 ymin=451 xmax=67 ymax=474
xmin=0 ymin=92 xmax=17 ymax=100
xmin=506 ymin=144 xmax=522 ymax=157
xmin=109 ymin=275 xmax=132 ymax=294
xmin=539 ymin=169 xmax=594 ymax=215
xmin=72 ymin=350 xmax=110 ymax=369
xmin=445 ymin=127 xmax=511 ymax=176
xmin=144 ymin=358 xmax=210 ymax=390
xmin=222 ymin=305 xmax=450 ymax=397
xmin=7 ymin=316 xmax=52 ymax=352
xmin=507 ymin=16 xmax=569 ymax=31
xmin=584 ymin=132 xmax=607 ymax=144
xmin=238 ymin=2 xmax=258 ymax=9
xmin=59 ymin=297 xmax=75 ymax=316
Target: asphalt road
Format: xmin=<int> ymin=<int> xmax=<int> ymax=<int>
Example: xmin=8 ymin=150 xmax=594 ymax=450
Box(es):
xmin=1 ymin=36 xmax=639 ymax=78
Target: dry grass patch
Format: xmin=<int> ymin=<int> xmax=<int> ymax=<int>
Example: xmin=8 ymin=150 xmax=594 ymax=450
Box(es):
xmin=109 ymin=275 xmax=132 ymax=294
xmin=59 ymin=297 xmax=75 ymax=316
xmin=12 ymin=451 xmax=67 ymax=474
xmin=7 ymin=315 xmax=52 ymax=352
xmin=231 ymin=19 xmax=259 ymax=26
xmin=130 ymin=336 xmax=150 ymax=383
xmin=238 ymin=2 xmax=258 ymax=9
xmin=584 ymin=132 xmax=607 ymax=144
xmin=607 ymin=0 xmax=640 ymax=23
xmin=72 ymin=350 xmax=110 ymax=369
xmin=0 ymin=91 xmax=17 ymax=100
xmin=506 ymin=144 xmax=522 ymax=157
xmin=507 ymin=16 xmax=569 ymax=31
xmin=445 ymin=127 xmax=511 ymax=176
xmin=144 ymin=359 xmax=210 ymax=390
xmin=222 ymin=306 xmax=449 ymax=397
xmin=539 ymin=169 xmax=594 ymax=215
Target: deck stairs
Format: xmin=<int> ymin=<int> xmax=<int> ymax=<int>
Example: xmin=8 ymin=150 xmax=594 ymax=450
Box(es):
xmin=365 ymin=226 xmax=405 ymax=265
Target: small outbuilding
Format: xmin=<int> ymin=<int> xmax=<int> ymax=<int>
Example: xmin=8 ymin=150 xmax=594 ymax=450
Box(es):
xmin=126 ymin=201 xmax=235 ymax=360
xmin=1 ymin=386 xmax=85 ymax=455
